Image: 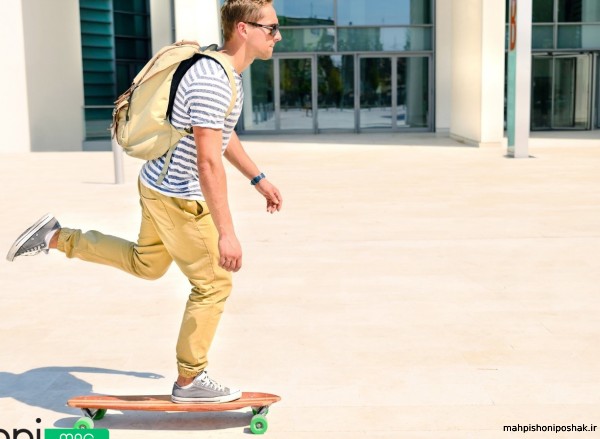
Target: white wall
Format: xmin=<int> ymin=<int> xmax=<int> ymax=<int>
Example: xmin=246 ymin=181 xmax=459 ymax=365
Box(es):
xmin=21 ymin=0 xmax=85 ymax=151
xmin=450 ymin=0 xmax=505 ymax=147
xmin=174 ymin=0 xmax=221 ymax=45
xmin=1 ymin=1 xmax=31 ymax=153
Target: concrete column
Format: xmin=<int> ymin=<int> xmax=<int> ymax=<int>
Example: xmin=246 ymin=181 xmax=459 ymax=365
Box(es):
xmin=435 ymin=0 xmax=452 ymax=133
xmin=1 ymin=1 xmax=30 ymax=153
xmin=174 ymin=0 xmax=221 ymax=45
xmin=21 ymin=0 xmax=85 ymax=151
xmin=242 ymin=69 xmax=255 ymax=130
xmin=450 ymin=0 xmax=505 ymax=147
xmin=507 ymin=0 xmax=532 ymax=158
xmin=150 ymin=0 xmax=175 ymax=53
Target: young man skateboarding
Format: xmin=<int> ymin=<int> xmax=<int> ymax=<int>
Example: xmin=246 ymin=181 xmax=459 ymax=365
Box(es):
xmin=6 ymin=0 xmax=283 ymax=404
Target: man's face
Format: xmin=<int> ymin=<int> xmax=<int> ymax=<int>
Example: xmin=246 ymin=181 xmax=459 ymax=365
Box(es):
xmin=245 ymin=4 xmax=282 ymax=60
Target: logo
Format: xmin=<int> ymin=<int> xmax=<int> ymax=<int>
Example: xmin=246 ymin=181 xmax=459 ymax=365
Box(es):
xmin=44 ymin=430 xmax=109 ymax=439
xmin=509 ymin=0 xmax=517 ymax=51
xmin=0 ymin=418 xmax=42 ymax=439
xmin=0 ymin=418 xmax=108 ymax=439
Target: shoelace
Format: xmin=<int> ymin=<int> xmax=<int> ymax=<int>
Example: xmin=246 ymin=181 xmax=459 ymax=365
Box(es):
xmin=19 ymin=228 xmax=54 ymax=257
xmin=198 ymin=373 xmax=225 ymax=392
xmin=19 ymin=243 xmax=46 ymax=256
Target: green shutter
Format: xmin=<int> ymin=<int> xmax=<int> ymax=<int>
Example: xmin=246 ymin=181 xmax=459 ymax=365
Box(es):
xmin=80 ymin=0 xmax=115 ymax=140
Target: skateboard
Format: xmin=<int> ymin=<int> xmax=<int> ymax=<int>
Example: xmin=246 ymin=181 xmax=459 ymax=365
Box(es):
xmin=67 ymin=392 xmax=281 ymax=435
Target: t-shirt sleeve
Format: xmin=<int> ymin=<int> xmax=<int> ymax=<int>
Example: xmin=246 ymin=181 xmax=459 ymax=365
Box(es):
xmin=184 ymin=60 xmax=233 ymax=130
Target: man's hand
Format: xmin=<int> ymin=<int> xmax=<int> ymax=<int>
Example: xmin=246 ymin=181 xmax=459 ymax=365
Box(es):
xmin=255 ymin=179 xmax=283 ymax=213
xmin=218 ymin=233 xmax=242 ymax=272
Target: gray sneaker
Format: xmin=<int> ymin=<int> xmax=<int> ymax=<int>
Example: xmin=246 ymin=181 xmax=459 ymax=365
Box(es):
xmin=6 ymin=213 xmax=61 ymax=261
xmin=171 ymin=371 xmax=242 ymax=403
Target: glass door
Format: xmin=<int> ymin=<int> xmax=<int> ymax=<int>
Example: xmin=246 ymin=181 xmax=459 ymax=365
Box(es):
xmin=596 ymin=53 xmax=600 ymax=129
xmin=359 ymin=57 xmax=393 ymax=129
xmin=532 ymin=54 xmax=592 ymax=130
xmin=532 ymin=56 xmax=553 ymax=130
xmin=358 ymin=55 xmax=431 ymax=131
xmin=398 ymin=56 xmax=430 ymax=128
xmin=278 ymin=57 xmax=315 ymax=131
xmin=317 ymin=55 xmax=355 ymax=130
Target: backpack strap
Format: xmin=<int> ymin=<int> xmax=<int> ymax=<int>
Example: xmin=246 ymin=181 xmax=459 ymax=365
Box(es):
xmin=157 ymin=133 xmax=178 ymax=185
xmin=156 ymin=47 xmax=238 ymax=186
xmin=199 ymin=49 xmax=238 ymax=117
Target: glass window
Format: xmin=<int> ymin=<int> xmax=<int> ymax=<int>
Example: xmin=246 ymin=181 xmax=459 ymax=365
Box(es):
xmin=242 ymin=60 xmax=275 ymax=130
xmin=557 ymin=25 xmax=580 ymax=48
xmin=113 ymin=1 xmax=151 ymax=95
xmin=114 ymin=0 xmax=148 ymax=14
xmin=558 ymin=24 xmax=600 ymax=48
xmin=338 ymin=27 xmax=432 ymax=52
xmin=276 ymin=0 xmax=334 ymax=25
xmin=337 ymin=0 xmax=431 ymax=25
xmin=115 ymin=38 xmax=150 ymax=60
xmin=558 ymin=0 xmax=600 ymax=22
xmin=276 ymin=28 xmax=335 ymax=52
xmin=532 ymin=25 xmax=554 ymax=48
xmin=533 ymin=0 xmax=554 ymax=22
xmin=317 ymin=55 xmax=355 ymax=129
xmin=114 ymin=13 xmax=149 ymax=37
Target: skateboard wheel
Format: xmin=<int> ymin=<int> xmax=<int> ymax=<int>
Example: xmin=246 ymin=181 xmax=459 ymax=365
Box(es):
xmin=250 ymin=414 xmax=268 ymax=435
xmin=93 ymin=409 xmax=107 ymax=420
xmin=74 ymin=417 xmax=94 ymax=429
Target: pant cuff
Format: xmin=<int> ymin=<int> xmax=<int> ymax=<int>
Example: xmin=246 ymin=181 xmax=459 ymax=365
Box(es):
xmin=56 ymin=228 xmax=74 ymax=253
xmin=177 ymin=366 xmax=203 ymax=379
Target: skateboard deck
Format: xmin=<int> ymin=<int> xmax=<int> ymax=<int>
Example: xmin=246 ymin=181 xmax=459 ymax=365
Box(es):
xmin=67 ymin=392 xmax=280 ymax=435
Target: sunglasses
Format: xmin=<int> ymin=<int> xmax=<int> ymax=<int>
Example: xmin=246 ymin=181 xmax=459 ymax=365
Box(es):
xmin=246 ymin=22 xmax=280 ymax=37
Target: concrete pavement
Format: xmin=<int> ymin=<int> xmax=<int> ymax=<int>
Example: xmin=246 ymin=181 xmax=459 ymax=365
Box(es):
xmin=0 ymin=132 xmax=599 ymax=438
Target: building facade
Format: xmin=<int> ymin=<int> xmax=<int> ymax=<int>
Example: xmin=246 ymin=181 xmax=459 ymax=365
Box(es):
xmin=2 ymin=0 xmax=598 ymax=153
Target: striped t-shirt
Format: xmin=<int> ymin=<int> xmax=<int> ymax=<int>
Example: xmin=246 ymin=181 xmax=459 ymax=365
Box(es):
xmin=139 ymin=56 xmax=244 ymax=200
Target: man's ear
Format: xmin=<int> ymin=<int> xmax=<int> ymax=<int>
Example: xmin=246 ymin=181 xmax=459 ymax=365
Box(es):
xmin=235 ymin=21 xmax=249 ymax=39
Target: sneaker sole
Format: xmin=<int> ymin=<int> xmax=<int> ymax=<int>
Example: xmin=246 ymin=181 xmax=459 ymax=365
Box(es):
xmin=6 ymin=213 xmax=55 ymax=262
xmin=171 ymin=390 xmax=242 ymax=404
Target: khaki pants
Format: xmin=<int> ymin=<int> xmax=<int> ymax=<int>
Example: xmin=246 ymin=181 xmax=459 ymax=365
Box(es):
xmin=57 ymin=179 xmax=232 ymax=378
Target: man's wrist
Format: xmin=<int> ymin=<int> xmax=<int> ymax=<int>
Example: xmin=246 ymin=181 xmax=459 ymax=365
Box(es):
xmin=250 ymin=172 xmax=266 ymax=185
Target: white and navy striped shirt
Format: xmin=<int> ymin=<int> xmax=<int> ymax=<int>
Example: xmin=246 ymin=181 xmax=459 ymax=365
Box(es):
xmin=139 ymin=56 xmax=243 ymax=200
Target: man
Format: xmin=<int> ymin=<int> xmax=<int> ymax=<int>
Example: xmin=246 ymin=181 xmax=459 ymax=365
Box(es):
xmin=6 ymin=0 xmax=283 ymax=404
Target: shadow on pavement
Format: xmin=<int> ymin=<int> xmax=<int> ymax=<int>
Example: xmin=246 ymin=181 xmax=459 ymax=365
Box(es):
xmin=0 ymin=367 xmax=253 ymax=431
xmin=0 ymin=367 xmax=162 ymax=416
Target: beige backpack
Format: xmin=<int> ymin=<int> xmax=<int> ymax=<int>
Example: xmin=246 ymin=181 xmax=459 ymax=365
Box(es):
xmin=111 ymin=40 xmax=237 ymax=184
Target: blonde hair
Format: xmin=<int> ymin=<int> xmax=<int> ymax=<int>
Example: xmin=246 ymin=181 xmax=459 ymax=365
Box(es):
xmin=221 ymin=0 xmax=274 ymax=41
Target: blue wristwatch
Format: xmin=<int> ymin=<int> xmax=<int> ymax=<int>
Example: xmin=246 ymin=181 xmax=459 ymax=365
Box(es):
xmin=250 ymin=172 xmax=266 ymax=185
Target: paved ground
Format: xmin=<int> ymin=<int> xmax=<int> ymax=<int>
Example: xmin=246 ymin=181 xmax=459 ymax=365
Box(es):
xmin=1 ymin=132 xmax=599 ymax=438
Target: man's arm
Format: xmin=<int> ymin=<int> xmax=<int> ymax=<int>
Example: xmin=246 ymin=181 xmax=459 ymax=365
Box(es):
xmin=194 ymin=126 xmax=242 ymax=272
xmin=224 ymin=131 xmax=283 ymax=214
